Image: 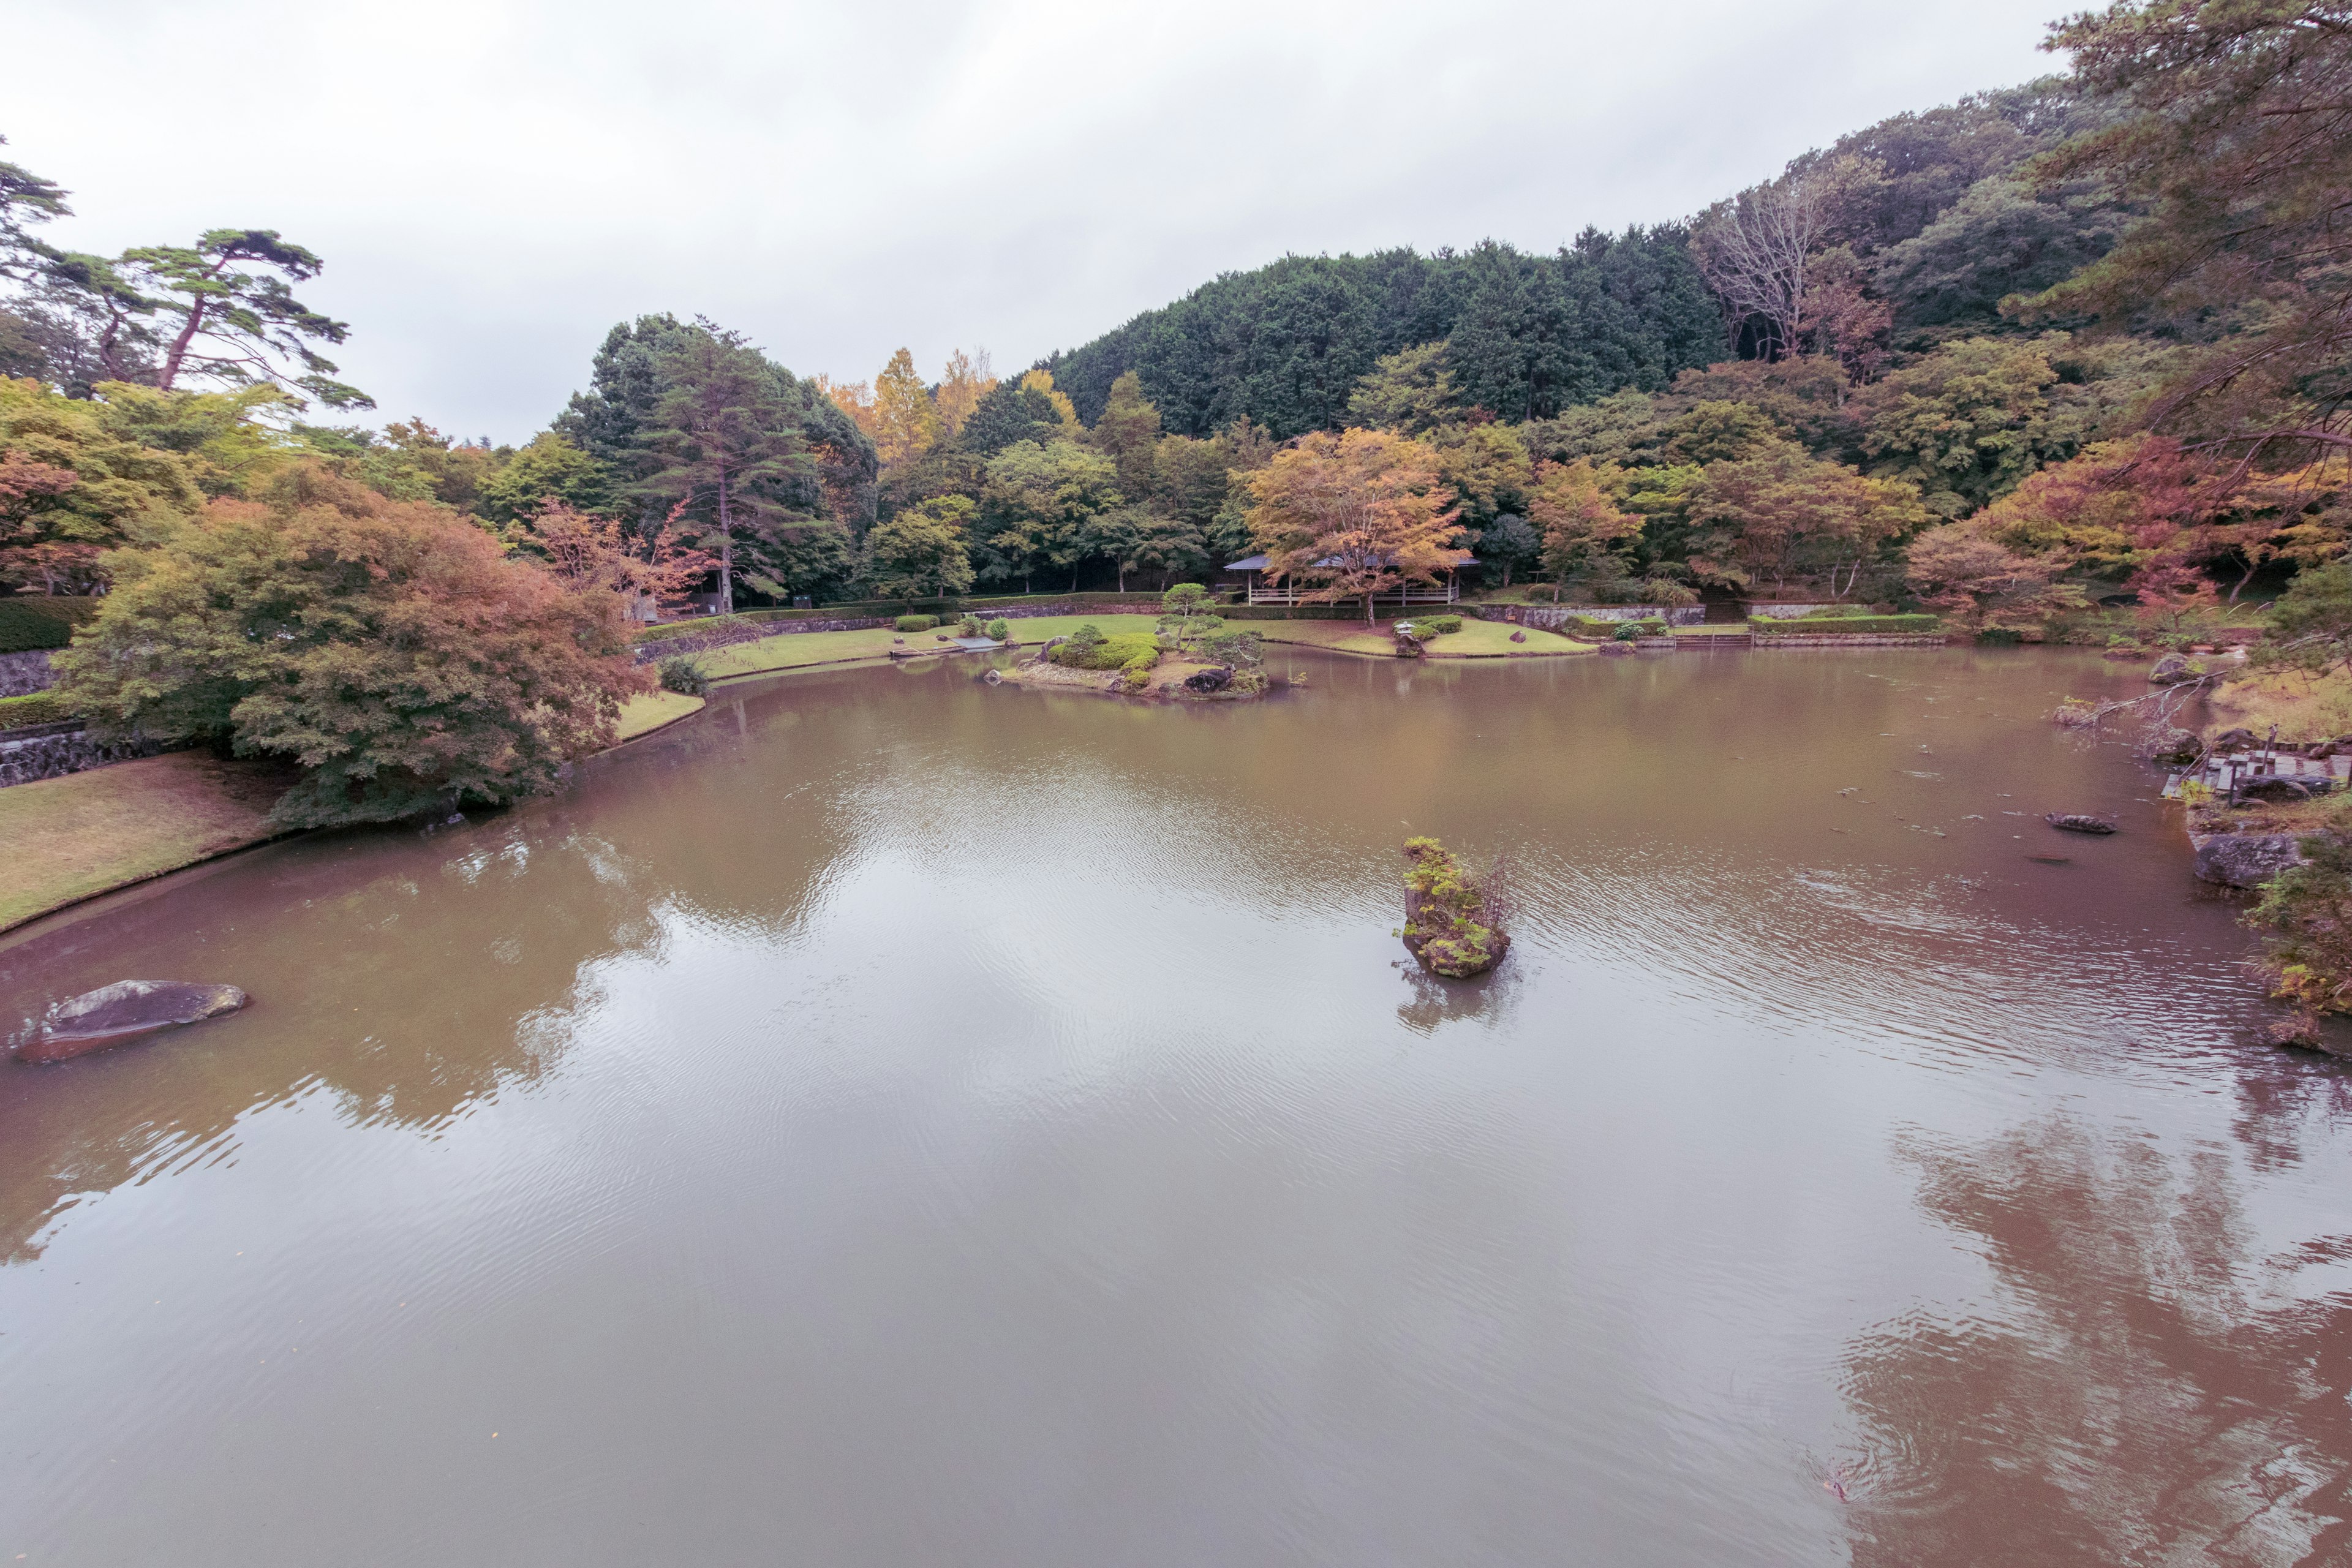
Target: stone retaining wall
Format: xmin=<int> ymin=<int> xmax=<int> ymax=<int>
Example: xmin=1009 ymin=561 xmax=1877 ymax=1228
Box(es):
xmin=1750 ymin=633 xmax=1950 ymax=648
xmin=0 ymin=724 xmax=173 ymax=788
xmin=1498 ymin=605 xmax=1705 ymax=631
xmin=0 ymin=649 xmax=55 ymax=697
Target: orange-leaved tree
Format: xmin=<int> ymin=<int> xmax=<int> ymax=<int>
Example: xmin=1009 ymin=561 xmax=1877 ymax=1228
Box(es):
xmin=522 ymin=499 xmax=715 ymax=622
xmin=57 ymin=467 xmax=650 ymax=827
xmin=1527 ymin=459 xmax=1642 ymax=602
xmin=1245 ymin=429 xmax=1464 ymax=623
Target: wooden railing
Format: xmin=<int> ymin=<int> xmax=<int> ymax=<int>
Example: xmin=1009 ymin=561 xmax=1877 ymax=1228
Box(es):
xmin=1245 ymin=582 xmax=1459 ymax=606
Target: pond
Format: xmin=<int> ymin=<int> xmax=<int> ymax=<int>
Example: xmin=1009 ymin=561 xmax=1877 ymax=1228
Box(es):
xmin=2 ymin=647 xmax=2348 ymax=1566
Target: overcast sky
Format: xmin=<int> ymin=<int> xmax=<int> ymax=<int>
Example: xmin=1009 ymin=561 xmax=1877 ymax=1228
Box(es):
xmin=8 ymin=0 xmax=2070 ymax=443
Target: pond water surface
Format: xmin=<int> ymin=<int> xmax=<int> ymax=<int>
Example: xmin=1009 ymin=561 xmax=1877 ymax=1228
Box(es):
xmin=2 ymin=647 xmax=2348 ymax=1566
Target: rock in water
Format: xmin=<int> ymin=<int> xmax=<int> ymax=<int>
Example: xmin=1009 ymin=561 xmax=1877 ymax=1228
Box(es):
xmin=2149 ymin=652 xmax=2201 ymax=685
xmin=15 ymin=981 xmax=247 ymax=1065
xmin=1183 ymin=666 xmax=1232 ymax=693
xmin=2193 ymin=832 xmax=2305 ymax=888
xmin=2045 ymin=813 xmax=2118 ymax=834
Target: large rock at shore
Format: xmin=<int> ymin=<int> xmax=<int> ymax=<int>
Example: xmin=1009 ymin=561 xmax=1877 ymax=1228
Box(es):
xmin=2192 ymin=833 xmax=2305 ymax=888
xmin=2149 ymin=653 xmax=2204 ymax=685
xmin=14 ymin=981 xmax=247 ymax=1065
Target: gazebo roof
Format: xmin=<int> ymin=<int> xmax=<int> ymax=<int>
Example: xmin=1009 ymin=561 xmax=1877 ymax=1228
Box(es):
xmin=1224 ymin=554 xmax=1270 ymax=572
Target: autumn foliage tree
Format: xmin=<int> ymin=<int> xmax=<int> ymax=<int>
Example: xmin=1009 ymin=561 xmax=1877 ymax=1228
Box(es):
xmin=1527 ymin=459 xmax=1642 ymax=600
xmin=1246 ymin=429 xmax=1465 ymax=622
xmin=55 ymin=469 xmax=649 ymax=827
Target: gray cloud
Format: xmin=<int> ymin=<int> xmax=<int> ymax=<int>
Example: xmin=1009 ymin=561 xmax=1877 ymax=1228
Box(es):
xmin=7 ymin=0 xmax=2066 ymax=440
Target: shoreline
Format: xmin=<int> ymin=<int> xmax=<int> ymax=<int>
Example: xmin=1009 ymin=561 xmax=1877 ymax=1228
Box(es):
xmin=0 ymin=620 xmax=1966 ymax=940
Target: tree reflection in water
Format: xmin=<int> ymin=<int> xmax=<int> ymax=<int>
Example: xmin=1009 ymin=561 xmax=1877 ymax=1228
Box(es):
xmin=1840 ymin=1115 xmax=2352 ymax=1566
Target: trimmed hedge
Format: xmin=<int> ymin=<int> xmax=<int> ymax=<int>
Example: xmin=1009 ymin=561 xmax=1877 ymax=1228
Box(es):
xmin=1749 ymin=614 xmax=1940 ymax=636
xmin=1567 ymin=615 xmax=1665 ymax=638
xmin=0 ymin=690 xmax=74 ymax=729
xmin=0 ymin=595 xmax=99 ymax=653
xmin=1408 ymin=614 xmax=1464 ymax=636
xmin=1052 ymin=630 xmax=1161 ymax=670
xmin=895 ymin=614 xmax=940 ymax=632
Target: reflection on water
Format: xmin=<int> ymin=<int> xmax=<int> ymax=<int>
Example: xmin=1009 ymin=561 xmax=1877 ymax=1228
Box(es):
xmin=1844 ymin=1118 xmax=2352 ymax=1566
xmin=0 ymin=647 xmax=2345 ymax=1567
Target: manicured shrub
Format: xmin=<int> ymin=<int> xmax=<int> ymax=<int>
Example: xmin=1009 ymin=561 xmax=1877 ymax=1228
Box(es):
xmin=1200 ymin=628 xmax=1264 ymax=667
xmin=984 ymin=618 xmax=1009 ymax=641
xmin=0 ymin=595 xmax=99 ymax=653
xmin=0 ymin=690 xmax=74 ymax=730
xmin=1414 ymin=614 xmax=1463 ymax=636
xmin=1052 ymin=625 xmax=1161 ymax=669
xmin=1120 ymin=655 xmax=1153 ymax=692
xmin=956 ymin=614 xmax=984 ymax=637
xmin=895 ymin=614 xmax=939 ymax=632
xmin=657 ymin=655 xmax=709 ymax=696
xmin=1799 ymin=604 xmax=1872 ymax=618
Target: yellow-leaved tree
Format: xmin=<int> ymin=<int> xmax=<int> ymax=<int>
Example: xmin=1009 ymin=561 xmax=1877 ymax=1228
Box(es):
xmin=872 ymin=348 xmax=942 ymax=467
xmin=933 ymin=348 xmax=995 ymax=440
xmin=1019 ymin=368 xmax=1079 ymax=431
xmin=1245 ymin=429 xmax=1464 ymax=624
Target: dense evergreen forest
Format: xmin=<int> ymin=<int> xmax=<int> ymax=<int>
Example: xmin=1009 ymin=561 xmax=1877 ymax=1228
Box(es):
xmin=5 ymin=0 xmax=2351 ymax=822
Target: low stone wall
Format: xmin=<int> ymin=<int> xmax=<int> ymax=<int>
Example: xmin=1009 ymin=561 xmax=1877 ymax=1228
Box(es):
xmin=0 ymin=723 xmax=173 ymax=788
xmin=1751 ymin=633 xmax=1950 ymax=648
xmin=633 ymin=616 xmax=888 ymax=662
xmin=631 ymin=599 xmax=1164 ymax=663
xmin=1745 ymin=603 xmax=1844 ymax=620
xmin=0 ymin=649 xmax=56 ymax=697
xmin=1497 ymin=604 xmax=1705 ymax=631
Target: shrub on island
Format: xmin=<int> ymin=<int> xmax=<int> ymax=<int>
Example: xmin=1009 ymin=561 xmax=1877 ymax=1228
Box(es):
xmin=1050 ymin=624 xmax=1160 ymax=671
xmin=1400 ymin=837 xmax=1510 ymax=978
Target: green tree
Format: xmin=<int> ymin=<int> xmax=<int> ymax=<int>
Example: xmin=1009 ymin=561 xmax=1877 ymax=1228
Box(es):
xmin=480 ymin=432 xmax=614 ymax=523
xmin=1090 ymin=371 xmax=1163 ymax=496
xmin=634 ymin=325 xmax=813 ymax=613
xmin=1479 ymin=513 xmax=1540 ymax=587
xmin=2026 ymin=0 xmax=2352 ymax=468
xmin=1128 ymin=510 xmax=1209 ymax=590
xmin=866 ymin=495 xmax=975 ymax=598
xmin=55 ymin=474 xmax=648 ymax=827
xmin=0 ymin=134 xmax=70 ymax=283
xmin=1855 ymin=336 xmax=2087 ymax=516
xmin=50 ymin=230 xmax=374 ymax=409
xmin=1430 ymin=421 xmax=1533 ymax=533
xmin=0 ymin=377 xmax=204 ymax=592
xmin=982 ymin=439 xmax=1123 ymax=592
xmin=1346 ymin=342 xmax=1460 ymax=434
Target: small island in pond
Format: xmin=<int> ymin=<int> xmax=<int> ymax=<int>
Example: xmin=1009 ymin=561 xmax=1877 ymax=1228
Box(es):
xmin=1401 ymin=837 xmax=1510 ymax=978
xmin=996 ymin=591 xmax=1272 ymax=702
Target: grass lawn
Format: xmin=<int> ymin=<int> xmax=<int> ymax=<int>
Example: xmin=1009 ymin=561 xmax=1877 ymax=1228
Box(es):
xmin=1249 ymin=620 xmax=1401 ymax=657
xmin=614 ymin=690 xmax=704 ymax=741
xmin=1419 ymin=620 xmax=1588 ymax=657
xmin=692 ymin=616 xmax=1165 ymax=680
xmin=2206 ymin=667 xmax=2352 ymax=744
xmin=0 ymin=752 xmax=290 ymax=932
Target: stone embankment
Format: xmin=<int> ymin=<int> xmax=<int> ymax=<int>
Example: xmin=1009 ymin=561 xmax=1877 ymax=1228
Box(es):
xmin=0 ymin=723 xmax=173 ymax=788
xmin=0 ymin=649 xmax=56 ymax=696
